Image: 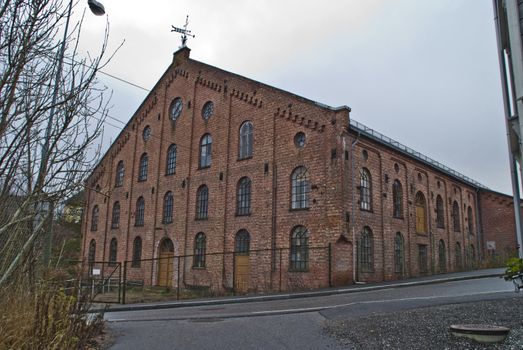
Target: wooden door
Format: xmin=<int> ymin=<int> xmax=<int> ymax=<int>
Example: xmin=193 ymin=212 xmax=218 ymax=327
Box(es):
xmin=234 ymin=255 xmax=250 ymax=293
xmin=158 ymin=239 xmax=174 ymax=287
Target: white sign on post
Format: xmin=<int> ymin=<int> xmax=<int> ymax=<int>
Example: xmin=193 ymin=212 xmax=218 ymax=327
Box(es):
xmin=92 ymin=268 xmax=101 ymax=276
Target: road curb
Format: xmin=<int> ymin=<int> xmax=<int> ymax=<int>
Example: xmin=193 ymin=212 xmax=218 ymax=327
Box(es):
xmin=92 ymin=271 xmax=504 ymax=314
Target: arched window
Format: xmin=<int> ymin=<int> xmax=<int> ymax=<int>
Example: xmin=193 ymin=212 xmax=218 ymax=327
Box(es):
xmin=88 ymin=239 xmax=96 ymax=265
xmin=115 ymin=161 xmax=124 ymax=187
xmin=394 ymin=232 xmax=404 ymax=274
xmin=415 ymin=192 xmax=427 ymax=234
xmin=109 ymin=238 xmax=117 ymax=266
xmin=236 ymin=177 xmax=251 ymax=216
xmin=138 ymin=153 xmax=148 ymax=181
xmin=199 ymin=134 xmax=212 ymax=168
xmin=452 ymin=201 xmax=460 ymax=232
xmin=193 ymin=232 xmax=206 ymax=268
xmin=235 ymin=230 xmax=250 ymax=255
xmin=360 ymin=168 xmax=372 ymax=211
xmin=469 ymin=244 xmax=476 ymax=267
xmin=467 ymin=206 xmax=474 ymax=234
xmin=132 ymin=237 xmax=142 ymax=267
xmin=436 ymin=195 xmax=445 ymax=228
xmin=360 ymin=227 xmax=374 ymax=272
xmin=392 ymin=180 xmax=403 ymax=218
xmin=135 ymin=197 xmax=145 ymax=226
xmin=238 ymin=121 xmax=253 ymax=159
xmin=291 ymin=166 xmax=310 ymax=209
xmin=455 ymin=242 xmax=462 ymax=269
xmin=111 ymin=201 xmax=120 ymax=229
xmin=195 ymin=185 xmax=209 ymax=220
xmin=438 ymin=240 xmax=446 ymax=273
xmin=91 ymin=205 xmax=99 ymax=231
xmin=163 ymin=191 xmax=174 ymax=224
xmin=166 ymin=144 xmax=177 ymax=175
xmin=290 ymin=226 xmax=309 ymax=271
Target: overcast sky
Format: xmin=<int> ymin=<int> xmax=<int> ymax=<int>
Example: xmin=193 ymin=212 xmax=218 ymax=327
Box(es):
xmin=78 ymin=0 xmax=510 ymax=194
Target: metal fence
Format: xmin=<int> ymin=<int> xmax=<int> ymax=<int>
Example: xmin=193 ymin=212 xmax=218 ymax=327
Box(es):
xmin=119 ymin=245 xmax=332 ymax=304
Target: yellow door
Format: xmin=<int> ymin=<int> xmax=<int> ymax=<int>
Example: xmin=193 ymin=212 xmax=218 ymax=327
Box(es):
xmin=158 ymin=239 xmax=174 ymax=287
xmin=234 ymin=255 xmax=250 ymax=293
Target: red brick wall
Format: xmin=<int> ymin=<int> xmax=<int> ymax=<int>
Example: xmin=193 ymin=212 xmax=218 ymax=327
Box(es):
xmin=479 ymin=190 xmax=519 ymax=260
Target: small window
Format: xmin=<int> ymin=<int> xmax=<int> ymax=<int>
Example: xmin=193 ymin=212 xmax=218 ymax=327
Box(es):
xmin=291 ymin=166 xmax=310 ymax=209
xmin=360 ymin=168 xmax=372 ymax=211
xmin=111 ymin=202 xmax=120 ymax=229
xmin=418 ymin=244 xmax=428 ymax=274
xmin=290 ymin=226 xmax=309 ymax=271
xmin=193 ymin=232 xmax=206 ymax=268
xmin=109 ymin=238 xmax=118 ymax=267
xmin=199 ymin=134 xmax=212 ymax=168
xmin=132 ymin=237 xmax=142 ymax=268
xmin=415 ymin=192 xmax=427 ymax=233
xmin=202 ymin=101 xmax=214 ymax=121
xmin=163 ymin=191 xmax=174 ymax=224
xmin=135 ymin=197 xmax=145 ymax=226
xmin=467 ymin=206 xmax=474 ymax=234
xmin=143 ymin=126 xmax=151 ymax=142
xmin=394 ymin=232 xmax=404 ymax=274
xmin=360 ymin=227 xmax=373 ymax=272
xmin=138 ymin=153 xmax=148 ymax=181
xmin=235 ymin=230 xmax=250 ymax=255
xmin=392 ymin=180 xmax=403 ymax=218
xmin=452 ymin=201 xmax=460 ymax=232
xmin=455 ymin=242 xmax=463 ymax=269
xmin=195 ymin=185 xmax=209 ymax=220
xmin=294 ymin=132 xmax=306 ymax=148
xmin=91 ymin=205 xmax=99 ymax=231
xmin=166 ymin=144 xmax=177 ymax=175
xmin=394 ymin=163 xmax=400 ymax=173
xmin=239 ymin=121 xmax=253 ymax=159
xmin=88 ymin=239 xmax=96 ymax=265
xmin=438 ymin=240 xmax=446 ymax=273
xmin=169 ymin=97 xmax=183 ymax=121
xmin=236 ymin=177 xmax=251 ymax=216
xmin=115 ymin=161 xmax=124 ymax=187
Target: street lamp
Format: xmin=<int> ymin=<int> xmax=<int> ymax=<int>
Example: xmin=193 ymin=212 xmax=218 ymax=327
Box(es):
xmin=41 ymin=0 xmax=106 ymax=265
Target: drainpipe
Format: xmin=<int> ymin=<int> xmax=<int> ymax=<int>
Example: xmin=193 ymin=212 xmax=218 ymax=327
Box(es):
xmin=350 ymin=131 xmax=361 ymax=283
xmin=474 ymin=188 xmax=482 ymax=262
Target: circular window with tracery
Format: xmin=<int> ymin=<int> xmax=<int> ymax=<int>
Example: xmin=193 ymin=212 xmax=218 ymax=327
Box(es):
xmin=170 ymin=97 xmax=183 ymax=121
xmin=143 ymin=126 xmax=151 ymax=142
xmin=202 ymin=101 xmax=214 ymax=121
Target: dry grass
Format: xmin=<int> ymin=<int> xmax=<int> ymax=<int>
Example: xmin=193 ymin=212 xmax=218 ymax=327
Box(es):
xmin=0 ymin=280 xmax=103 ymax=350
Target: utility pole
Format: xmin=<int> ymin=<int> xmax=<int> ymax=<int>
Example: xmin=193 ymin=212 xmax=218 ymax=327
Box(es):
xmin=493 ymin=0 xmax=523 ymax=259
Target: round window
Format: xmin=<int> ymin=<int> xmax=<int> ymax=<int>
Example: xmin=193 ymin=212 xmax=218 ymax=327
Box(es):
xmin=143 ymin=126 xmax=151 ymax=142
xmin=294 ymin=132 xmax=306 ymax=148
xmin=202 ymin=101 xmax=214 ymax=121
xmin=170 ymin=97 xmax=183 ymax=121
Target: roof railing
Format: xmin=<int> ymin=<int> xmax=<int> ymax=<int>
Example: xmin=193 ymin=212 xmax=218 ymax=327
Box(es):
xmin=349 ymin=119 xmax=487 ymax=189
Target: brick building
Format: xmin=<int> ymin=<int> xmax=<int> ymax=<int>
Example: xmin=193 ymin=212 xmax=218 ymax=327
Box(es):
xmin=81 ymin=47 xmax=518 ymax=293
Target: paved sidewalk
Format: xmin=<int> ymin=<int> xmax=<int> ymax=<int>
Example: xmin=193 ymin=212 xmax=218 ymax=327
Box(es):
xmin=95 ymin=268 xmax=505 ymax=313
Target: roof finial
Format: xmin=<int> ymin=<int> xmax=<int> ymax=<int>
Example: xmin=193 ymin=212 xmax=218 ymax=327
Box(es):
xmin=171 ymin=15 xmax=195 ymax=48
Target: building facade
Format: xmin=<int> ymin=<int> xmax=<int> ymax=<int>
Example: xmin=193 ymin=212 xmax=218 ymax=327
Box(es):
xmin=81 ymin=47 xmax=517 ymax=293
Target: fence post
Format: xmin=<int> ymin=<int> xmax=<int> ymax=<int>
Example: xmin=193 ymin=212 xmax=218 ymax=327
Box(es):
xmin=279 ymin=248 xmax=282 ymax=292
xmin=122 ymin=261 xmax=127 ymax=304
xmin=328 ymin=243 xmax=332 ymax=287
xmin=177 ymin=256 xmax=180 ymax=300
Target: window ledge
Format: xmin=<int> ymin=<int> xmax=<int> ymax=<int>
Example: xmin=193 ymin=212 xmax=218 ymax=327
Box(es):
xmin=192 ymin=266 xmax=206 ymax=270
xmin=290 ymin=207 xmax=310 ymax=212
xmin=236 ymin=213 xmax=251 ymax=217
xmin=288 ymin=269 xmax=309 ymax=273
xmin=198 ymin=165 xmax=211 ymax=170
xmin=237 ymin=156 xmax=253 ymax=162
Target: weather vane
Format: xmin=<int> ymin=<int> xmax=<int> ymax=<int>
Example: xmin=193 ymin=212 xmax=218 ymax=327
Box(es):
xmin=171 ymin=15 xmax=195 ymax=48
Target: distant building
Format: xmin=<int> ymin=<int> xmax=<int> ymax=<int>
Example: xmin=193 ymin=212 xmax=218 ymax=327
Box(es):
xmin=81 ymin=47 xmax=517 ymax=293
xmin=62 ymin=191 xmax=85 ymax=224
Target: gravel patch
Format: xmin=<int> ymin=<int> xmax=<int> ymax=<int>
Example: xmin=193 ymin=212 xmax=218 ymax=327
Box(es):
xmin=325 ymin=297 xmax=523 ymax=349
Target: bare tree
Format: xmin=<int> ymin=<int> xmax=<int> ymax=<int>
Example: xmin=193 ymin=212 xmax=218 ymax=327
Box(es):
xmin=0 ymin=0 xmax=112 ymax=287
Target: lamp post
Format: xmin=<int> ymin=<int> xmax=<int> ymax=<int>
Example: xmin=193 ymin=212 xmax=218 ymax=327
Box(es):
xmin=41 ymin=0 xmax=106 ymax=266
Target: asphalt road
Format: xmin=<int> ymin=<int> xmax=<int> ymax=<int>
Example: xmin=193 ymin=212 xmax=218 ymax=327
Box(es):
xmin=105 ymin=276 xmax=515 ymax=349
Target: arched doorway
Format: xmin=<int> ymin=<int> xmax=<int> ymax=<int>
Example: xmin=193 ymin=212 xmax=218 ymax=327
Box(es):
xmin=158 ymin=238 xmax=174 ymax=287
xmin=234 ymin=230 xmax=250 ymax=293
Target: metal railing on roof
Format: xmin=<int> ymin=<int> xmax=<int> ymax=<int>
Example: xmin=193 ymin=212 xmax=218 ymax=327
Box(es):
xmin=349 ymin=119 xmax=488 ymax=189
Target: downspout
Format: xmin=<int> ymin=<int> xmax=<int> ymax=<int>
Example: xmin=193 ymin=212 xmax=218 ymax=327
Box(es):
xmin=474 ymin=188 xmax=482 ymax=262
xmin=378 ymin=151 xmax=385 ymax=281
xmin=221 ymin=88 xmax=232 ymax=289
xmin=350 ymin=131 xmax=361 ymax=283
